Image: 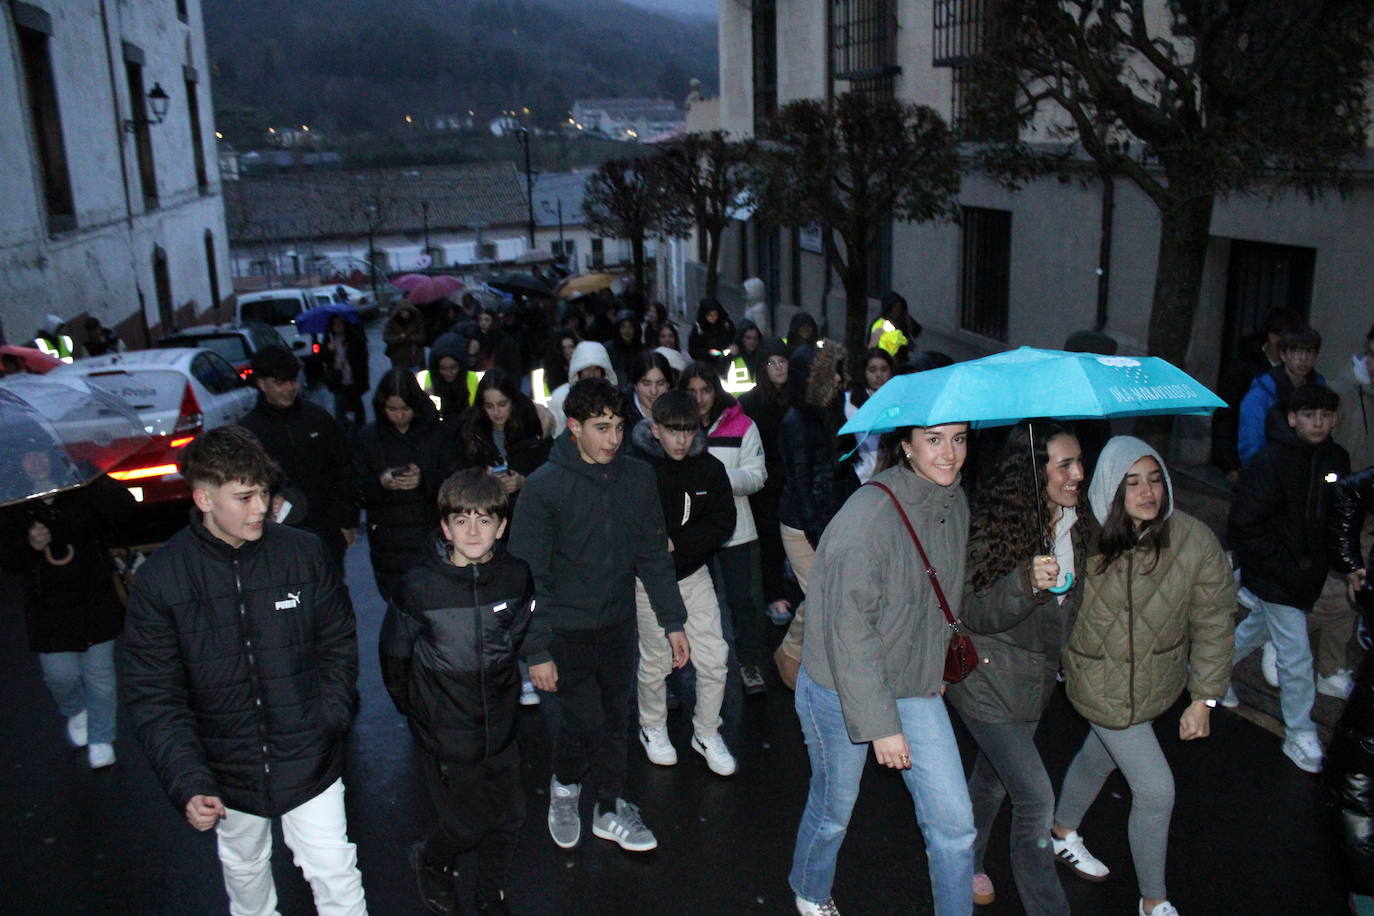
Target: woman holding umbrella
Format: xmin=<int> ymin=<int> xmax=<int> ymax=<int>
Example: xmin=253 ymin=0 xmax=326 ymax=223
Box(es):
xmin=789 ymin=421 xmax=976 ymax=916
xmin=1052 ymin=436 xmax=1234 ymax=916
xmin=945 ymin=420 xmax=1093 ymax=913
xmin=322 ymin=313 xmax=369 ymax=432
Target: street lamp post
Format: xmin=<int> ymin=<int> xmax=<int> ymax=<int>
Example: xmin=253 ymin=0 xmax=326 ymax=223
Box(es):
xmin=516 ymin=127 xmax=536 ymax=250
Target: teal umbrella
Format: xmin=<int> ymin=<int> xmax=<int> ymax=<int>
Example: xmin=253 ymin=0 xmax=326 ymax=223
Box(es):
xmin=839 ymin=346 xmax=1225 ymax=438
xmin=839 ymin=346 xmax=1226 ymax=595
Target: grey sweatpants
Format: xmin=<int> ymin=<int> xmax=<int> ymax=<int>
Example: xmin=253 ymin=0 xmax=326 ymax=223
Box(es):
xmin=1054 ymin=720 xmax=1174 ymax=901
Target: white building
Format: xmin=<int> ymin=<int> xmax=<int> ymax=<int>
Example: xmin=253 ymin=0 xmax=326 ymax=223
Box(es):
xmin=571 ymin=98 xmax=684 ymax=142
xmin=527 ymin=171 xmax=648 ymax=277
xmin=709 ymin=0 xmax=1374 ymax=465
xmin=1 ymin=0 xmax=231 ymax=348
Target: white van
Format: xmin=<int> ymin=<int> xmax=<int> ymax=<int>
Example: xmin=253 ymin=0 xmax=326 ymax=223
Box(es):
xmin=235 ymin=289 xmax=322 ymax=377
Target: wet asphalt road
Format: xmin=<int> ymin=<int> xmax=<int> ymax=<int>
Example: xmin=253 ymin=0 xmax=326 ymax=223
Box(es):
xmin=0 ymin=318 xmax=1353 ymax=914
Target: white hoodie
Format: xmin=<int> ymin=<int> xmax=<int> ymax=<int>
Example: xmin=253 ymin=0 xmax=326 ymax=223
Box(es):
xmin=547 ymin=341 xmax=618 ymax=431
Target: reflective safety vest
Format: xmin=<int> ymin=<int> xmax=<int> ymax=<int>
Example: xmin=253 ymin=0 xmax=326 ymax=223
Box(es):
xmin=530 ymin=367 xmax=553 ymax=407
xmin=721 ymin=356 xmax=754 ymax=394
xmin=35 ymin=333 xmax=75 ymax=364
xmin=870 ymin=318 xmax=908 ymax=358
xmin=415 ymin=367 xmax=481 ymax=413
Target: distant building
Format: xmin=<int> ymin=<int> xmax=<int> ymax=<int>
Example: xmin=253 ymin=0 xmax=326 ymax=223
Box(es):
xmin=526 ymin=171 xmax=646 ymax=274
xmin=224 ymin=162 xmax=535 ymax=281
xmin=570 ymin=98 xmax=684 ymax=141
xmin=0 ymin=0 xmax=231 ymax=346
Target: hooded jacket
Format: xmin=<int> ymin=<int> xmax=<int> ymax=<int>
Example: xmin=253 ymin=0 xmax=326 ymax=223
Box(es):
xmin=786 ymin=312 xmax=818 ymax=348
xmin=379 ymin=543 xmax=534 ymax=763
xmin=802 ymin=463 xmax=969 ymax=742
xmin=1063 ymin=437 xmax=1235 ymax=729
xmin=705 ymin=404 xmax=765 ymax=546
xmin=322 ymin=321 xmax=369 ymax=396
xmin=628 ymin=419 xmax=736 ymax=579
xmin=1229 ymin=411 xmax=1350 ymax=609
xmin=239 ymin=394 xmax=360 ymax=536
xmin=778 ymin=345 xmax=856 ymax=544
xmin=123 ymin=516 xmax=358 ymax=818
xmin=688 ymin=299 xmax=736 ymax=369
xmin=1330 ymin=465 xmax=1374 ymax=578
xmin=423 ymin=333 xmax=477 ymax=420
xmin=509 ymin=433 xmax=687 ymax=665
xmin=547 ymin=341 xmax=618 ymax=431
xmin=383 ymin=307 xmax=427 ymax=367
xmin=607 ymin=309 xmax=644 ymax=383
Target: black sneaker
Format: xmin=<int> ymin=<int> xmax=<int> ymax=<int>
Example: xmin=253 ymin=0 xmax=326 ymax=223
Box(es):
xmin=741 ymin=664 xmax=767 ymax=696
xmin=409 ymin=841 xmax=458 ymax=914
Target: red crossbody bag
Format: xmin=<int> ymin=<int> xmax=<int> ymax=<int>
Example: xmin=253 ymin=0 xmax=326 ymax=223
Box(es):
xmin=864 ymin=481 xmax=978 ymax=684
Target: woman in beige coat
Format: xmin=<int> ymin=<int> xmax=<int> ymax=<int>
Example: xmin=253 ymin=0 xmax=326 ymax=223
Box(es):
xmin=1051 ymin=436 xmax=1235 ymax=916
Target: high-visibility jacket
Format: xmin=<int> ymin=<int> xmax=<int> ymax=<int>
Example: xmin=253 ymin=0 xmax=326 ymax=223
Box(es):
xmin=869 ymin=318 xmax=908 ymax=358
xmin=35 ymin=333 xmax=75 ymax=364
xmin=722 ymin=356 xmax=754 ymax=394
xmin=415 ymin=368 xmax=480 ymax=412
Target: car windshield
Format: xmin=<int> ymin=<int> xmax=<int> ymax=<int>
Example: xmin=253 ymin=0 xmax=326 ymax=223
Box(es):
xmin=240 ymin=297 xmax=302 ymax=326
xmin=161 ymin=335 xmax=249 ymax=364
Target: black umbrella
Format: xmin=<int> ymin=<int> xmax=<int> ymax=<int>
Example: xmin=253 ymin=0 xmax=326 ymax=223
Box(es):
xmin=486 ymin=272 xmax=554 ymax=299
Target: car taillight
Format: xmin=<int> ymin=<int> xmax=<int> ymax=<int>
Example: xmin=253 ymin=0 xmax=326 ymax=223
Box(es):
xmin=110 ymin=464 xmax=180 ymax=481
xmin=312 ymin=342 xmax=321 ymax=354
xmin=174 ymin=383 xmax=203 ymax=435
xmin=240 ymin=366 xmax=253 ymax=380
xmin=170 ymin=436 xmax=195 ymax=448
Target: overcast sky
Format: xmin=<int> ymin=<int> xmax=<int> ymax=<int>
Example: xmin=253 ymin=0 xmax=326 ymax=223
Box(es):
xmin=621 ymin=0 xmax=716 ymax=20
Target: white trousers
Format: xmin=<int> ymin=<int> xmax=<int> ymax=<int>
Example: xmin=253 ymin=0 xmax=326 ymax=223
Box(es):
xmin=636 ymin=566 xmax=729 ymax=736
xmin=215 ymin=778 xmax=367 ymax=916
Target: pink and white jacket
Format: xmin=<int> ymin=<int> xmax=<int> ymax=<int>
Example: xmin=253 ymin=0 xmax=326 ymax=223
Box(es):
xmin=707 ymin=404 xmax=767 ymax=547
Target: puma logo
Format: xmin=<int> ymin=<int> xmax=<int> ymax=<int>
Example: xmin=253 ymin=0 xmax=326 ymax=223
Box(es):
xmin=275 ymin=590 xmax=301 ymax=610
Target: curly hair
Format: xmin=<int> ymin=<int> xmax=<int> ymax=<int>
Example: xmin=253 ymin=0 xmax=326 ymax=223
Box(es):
xmin=806 ymin=344 xmax=843 ymax=410
xmin=967 ymin=421 xmax=1095 ymax=592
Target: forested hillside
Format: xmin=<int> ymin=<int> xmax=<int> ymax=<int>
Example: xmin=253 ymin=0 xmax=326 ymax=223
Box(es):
xmin=205 ymin=0 xmax=718 ymax=142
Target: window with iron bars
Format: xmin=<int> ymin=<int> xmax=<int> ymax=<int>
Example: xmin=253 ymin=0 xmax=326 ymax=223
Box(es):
xmin=959 ymin=207 xmax=1011 ymax=341
xmin=933 ymin=0 xmax=1011 ymax=141
xmin=832 ymin=0 xmax=900 ymax=97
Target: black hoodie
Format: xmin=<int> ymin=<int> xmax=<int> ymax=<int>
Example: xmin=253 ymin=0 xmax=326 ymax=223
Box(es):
xmin=1229 ymin=413 xmax=1350 ymax=608
xmin=688 ymin=299 xmax=736 ymax=369
xmin=510 ymin=433 xmax=687 ymax=664
xmin=628 ymin=419 xmax=736 ymax=579
xmin=239 ymin=394 xmax=359 ymax=536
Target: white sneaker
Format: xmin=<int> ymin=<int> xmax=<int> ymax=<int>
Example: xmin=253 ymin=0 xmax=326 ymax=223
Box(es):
xmin=519 ymin=680 xmax=540 ymax=706
xmin=1052 ymin=829 xmax=1110 ymax=881
xmin=88 ymin=743 xmax=116 ymax=768
xmin=795 ymin=896 xmax=841 ymax=916
xmin=1283 ymin=731 xmax=1324 ymax=773
xmin=1140 ymin=899 xmax=1179 ymax=916
xmin=1261 ymin=641 xmax=1279 ymax=687
xmin=66 ymin=710 xmax=88 ymax=748
xmin=692 ymin=731 xmax=737 ymax=776
xmin=639 ymin=725 xmax=677 ymax=766
xmin=1317 ymin=668 xmax=1355 ymax=700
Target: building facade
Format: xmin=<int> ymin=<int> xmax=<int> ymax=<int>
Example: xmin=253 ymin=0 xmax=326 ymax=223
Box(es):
xmin=1 ymin=0 xmax=230 ymax=348
xmin=711 ymin=1 xmax=1374 ymax=464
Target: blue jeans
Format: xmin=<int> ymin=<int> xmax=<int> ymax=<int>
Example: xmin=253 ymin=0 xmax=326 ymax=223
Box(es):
xmin=1233 ymin=596 xmax=1317 ymax=737
xmin=790 ymin=667 xmax=974 ymax=913
xmin=39 ymin=639 xmax=118 ymax=744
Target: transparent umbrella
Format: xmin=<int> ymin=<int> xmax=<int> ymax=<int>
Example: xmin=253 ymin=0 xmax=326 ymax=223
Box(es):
xmin=0 ymin=373 xmax=151 ymax=507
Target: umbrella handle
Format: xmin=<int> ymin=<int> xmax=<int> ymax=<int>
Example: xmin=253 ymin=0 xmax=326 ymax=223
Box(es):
xmin=1048 ymin=572 xmax=1073 ymax=595
xmin=43 ymin=544 xmax=74 ymax=567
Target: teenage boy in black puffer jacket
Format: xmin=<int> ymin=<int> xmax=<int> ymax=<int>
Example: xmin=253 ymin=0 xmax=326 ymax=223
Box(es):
xmin=1229 ymin=384 xmax=1350 ymax=775
xmin=628 ymin=390 xmax=738 ymax=777
xmin=122 ymin=426 xmax=365 ymax=915
xmin=381 ymin=468 xmax=534 ymax=915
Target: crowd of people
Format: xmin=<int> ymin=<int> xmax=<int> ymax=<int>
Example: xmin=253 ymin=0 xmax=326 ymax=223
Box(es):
xmin=3 ymin=285 xmax=1374 ymax=916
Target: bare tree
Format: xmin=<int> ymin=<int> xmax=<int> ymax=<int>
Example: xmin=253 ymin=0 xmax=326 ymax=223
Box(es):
xmin=582 ymin=158 xmax=689 ymax=294
xmin=656 ymin=130 xmax=756 ymax=300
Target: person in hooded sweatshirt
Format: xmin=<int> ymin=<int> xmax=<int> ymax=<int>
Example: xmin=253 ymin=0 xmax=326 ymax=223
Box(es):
xmin=785 ymin=311 xmax=819 ymax=350
xmin=687 ymin=297 xmax=737 ymax=374
xmin=628 ymin=390 xmax=738 ymax=775
xmin=419 ymin=331 xmax=480 ymax=423
xmin=1053 ymin=436 xmax=1234 ymax=916
xmin=510 ymin=378 xmax=688 ymax=853
xmin=547 ymin=340 xmax=617 ymax=431
xmin=1226 ymin=384 xmax=1350 ymax=775
xmin=478 ymin=305 xmax=525 ymax=383
xmin=739 ymin=337 xmax=795 ymax=626
xmin=607 ymin=309 xmax=645 ymax=383
xmin=385 ymin=303 xmax=428 ymax=370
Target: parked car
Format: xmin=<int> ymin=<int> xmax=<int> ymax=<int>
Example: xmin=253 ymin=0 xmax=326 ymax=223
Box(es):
xmin=309 ymin=283 xmax=380 ymax=320
xmin=235 ymin=288 xmax=324 ymax=377
xmin=49 ymin=348 xmax=256 ymax=505
xmin=154 ymin=322 xmax=286 ymax=379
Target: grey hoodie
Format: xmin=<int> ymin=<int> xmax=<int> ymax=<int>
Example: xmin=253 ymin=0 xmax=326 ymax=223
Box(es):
xmin=1086 ymin=435 xmax=1174 ymax=527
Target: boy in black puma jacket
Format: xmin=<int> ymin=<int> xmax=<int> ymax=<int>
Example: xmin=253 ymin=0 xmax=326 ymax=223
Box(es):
xmin=380 ymin=468 xmax=534 ymax=915
xmin=628 ymin=390 xmax=739 ymax=776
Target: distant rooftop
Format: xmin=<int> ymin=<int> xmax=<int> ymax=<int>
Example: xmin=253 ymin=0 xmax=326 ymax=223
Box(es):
xmin=224 ymin=162 xmax=529 ymax=243
xmin=524 ymin=171 xmax=593 ymax=229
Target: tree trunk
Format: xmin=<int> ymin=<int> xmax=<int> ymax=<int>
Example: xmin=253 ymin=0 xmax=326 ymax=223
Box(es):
xmin=631 ymin=233 xmax=647 ymax=297
xmin=704 ymin=224 xmax=723 ymax=299
xmin=1140 ymin=189 xmax=1215 ymax=449
xmin=841 ymin=263 xmax=870 ymax=359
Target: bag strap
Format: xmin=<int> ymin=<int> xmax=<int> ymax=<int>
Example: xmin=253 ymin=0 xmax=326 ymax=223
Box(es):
xmin=863 ymin=481 xmax=956 ymax=626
